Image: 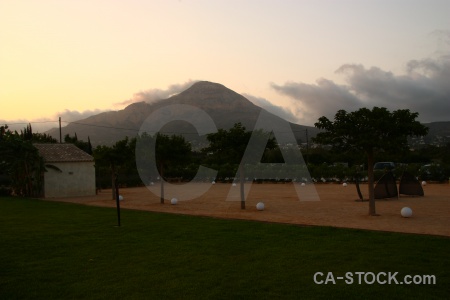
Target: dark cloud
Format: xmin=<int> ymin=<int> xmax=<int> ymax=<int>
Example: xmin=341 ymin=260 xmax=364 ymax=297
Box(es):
xmin=272 ymin=46 xmax=450 ymax=124
xmin=336 ymin=56 xmax=450 ymax=122
xmin=271 ymin=78 xmax=362 ymax=125
xmin=242 ymin=93 xmax=298 ymax=123
xmin=114 ymin=80 xmax=198 ymax=107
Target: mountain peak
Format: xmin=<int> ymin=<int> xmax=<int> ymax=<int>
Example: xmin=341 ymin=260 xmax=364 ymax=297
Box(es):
xmin=170 ymin=81 xmax=253 ymax=109
xmin=189 ymin=81 xmax=226 ymax=89
xmin=177 ymin=81 xmax=235 ymax=98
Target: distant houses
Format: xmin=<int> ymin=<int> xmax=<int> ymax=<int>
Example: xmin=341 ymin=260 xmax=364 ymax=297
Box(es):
xmin=34 ymin=144 xmax=95 ymax=198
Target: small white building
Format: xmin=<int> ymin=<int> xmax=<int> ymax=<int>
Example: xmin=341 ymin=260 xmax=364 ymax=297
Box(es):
xmin=34 ymin=144 xmax=96 ymax=198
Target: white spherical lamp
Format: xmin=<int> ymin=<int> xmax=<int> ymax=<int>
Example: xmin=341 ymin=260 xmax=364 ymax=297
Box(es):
xmin=343 ymin=182 xmax=348 ymax=187
xmin=256 ymin=202 xmax=265 ymax=211
xmin=118 ymin=195 xmax=124 ymax=201
xmin=212 ymin=181 xmax=216 ymax=185
xmin=301 ymin=182 xmax=306 ymax=186
xmin=232 ymin=183 xmax=237 ymax=187
xmin=171 ymin=198 xmax=178 ymax=205
xmin=421 ymin=181 xmax=427 ymax=186
xmin=401 ymin=207 xmax=412 ymax=218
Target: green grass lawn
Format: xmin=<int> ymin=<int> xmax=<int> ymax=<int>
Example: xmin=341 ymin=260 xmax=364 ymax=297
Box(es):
xmin=0 ymin=196 xmax=449 ymax=299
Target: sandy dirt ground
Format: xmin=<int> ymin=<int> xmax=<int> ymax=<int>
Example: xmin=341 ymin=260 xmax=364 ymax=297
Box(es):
xmin=48 ymin=182 xmax=450 ymax=237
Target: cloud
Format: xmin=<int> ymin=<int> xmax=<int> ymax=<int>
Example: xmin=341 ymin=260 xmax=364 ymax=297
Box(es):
xmin=272 ymin=47 xmax=450 ymax=125
xmin=336 ymin=57 xmax=450 ymax=122
xmin=242 ymin=93 xmax=298 ymax=123
xmin=271 ymin=79 xmax=362 ymax=125
xmin=57 ymin=109 xmax=109 ymax=122
xmin=1 ymin=109 xmax=109 ymax=133
xmin=114 ymin=80 xmax=198 ymax=107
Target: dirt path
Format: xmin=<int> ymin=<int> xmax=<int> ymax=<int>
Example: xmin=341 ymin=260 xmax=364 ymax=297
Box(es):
xmin=48 ymin=182 xmax=450 ymax=237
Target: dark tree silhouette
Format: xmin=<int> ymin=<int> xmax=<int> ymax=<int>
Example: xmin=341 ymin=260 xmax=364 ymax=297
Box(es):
xmin=203 ymin=123 xmax=276 ymax=209
xmin=314 ymin=107 xmax=428 ymax=216
xmin=154 ymin=133 xmax=192 ymax=204
xmin=65 ymin=133 xmax=93 ymax=154
xmin=0 ymin=125 xmax=45 ymax=197
xmin=94 ymin=137 xmax=135 ymax=199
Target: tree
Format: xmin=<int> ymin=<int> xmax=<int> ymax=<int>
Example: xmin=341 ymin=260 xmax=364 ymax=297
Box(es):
xmin=203 ymin=123 xmax=251 ymax=208
xmin=314 ymin=107 xmax=428 ymax=216
xmin=0 ymin=125 xmax=46 ymax=197
xmin=64 ymin=133 xmax=92 ymax=154
xmin=29 ymin=132 xmax=57 ymax=143
xmin=16 ymin=123 xmax=57 ymax=143
xmin=154 ymin=133 xmax=192 ymax=204
xmin=93 ymin=137 xmax=136 ymax=199
xmin=203 ymin=123 xmax=276 ymax=209
xmin=134 ymin=132 xmax=193 ymax=203
xmin=21 ymin=123 xmax=33 ymax=140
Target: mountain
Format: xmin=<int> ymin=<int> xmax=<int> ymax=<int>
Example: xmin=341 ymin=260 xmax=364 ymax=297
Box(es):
xmin=421 ymin=122 xmax=450 ymax=146
xmin=46 ymin=81 xmax=319 ymax=146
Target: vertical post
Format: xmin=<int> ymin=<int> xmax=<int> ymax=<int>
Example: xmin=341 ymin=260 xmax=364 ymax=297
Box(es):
xmin=305 ymin=128 xmax=309 ymax=165
xmin=59 ymin=117 xmax=62 ymax=143
xmin=114 ymin=173 xmax=121 ymax=227
xmin=160 ymin=163 xmax=164 ymax=204
xmin=111 ymin=165 xmax=116 ymax=200
xmin=240 ymin=164 xmax=245 ymax=209
xmin=355 ymin=166 xmax=364 ymax=201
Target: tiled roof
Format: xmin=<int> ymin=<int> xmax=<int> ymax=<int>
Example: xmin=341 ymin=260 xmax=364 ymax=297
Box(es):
xmin=34 ymin=143 xmax=94 ymax=162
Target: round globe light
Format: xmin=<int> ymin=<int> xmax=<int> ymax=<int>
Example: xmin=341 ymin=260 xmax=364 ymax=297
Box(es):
xmin=256 ymin=202 xmax=265 ymax=211
xmin=421 ymin=181 xmax=427 ymax=186
xmin=232 ymin=183 xmax=237 ymax=187
xmin=212 ymin=181 xmax=216 ymax=185
xmin=343 ymin=182 xmax=348 ymax=187
xmin=301 ymin=182 xmax=306 ymax=186
xmin=401 ymin=207 xmax=412 ymax=218
xmin=118 ymin=195 xmax=124 ymax=201
xmin=171 ymin=198 xmax=178 ymax=205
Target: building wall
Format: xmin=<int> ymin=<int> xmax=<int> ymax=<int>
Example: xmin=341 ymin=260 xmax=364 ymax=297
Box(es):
xmin=44 ymin=161 xmax=96 ymax=198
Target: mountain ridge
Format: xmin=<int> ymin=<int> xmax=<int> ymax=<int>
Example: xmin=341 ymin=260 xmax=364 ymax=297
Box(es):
xmin=46 ymin=81 xmax=318 ymax=146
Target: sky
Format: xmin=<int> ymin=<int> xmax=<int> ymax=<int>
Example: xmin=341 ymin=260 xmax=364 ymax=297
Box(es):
xmin=1 ymin=0 xmax=450 ymax=132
